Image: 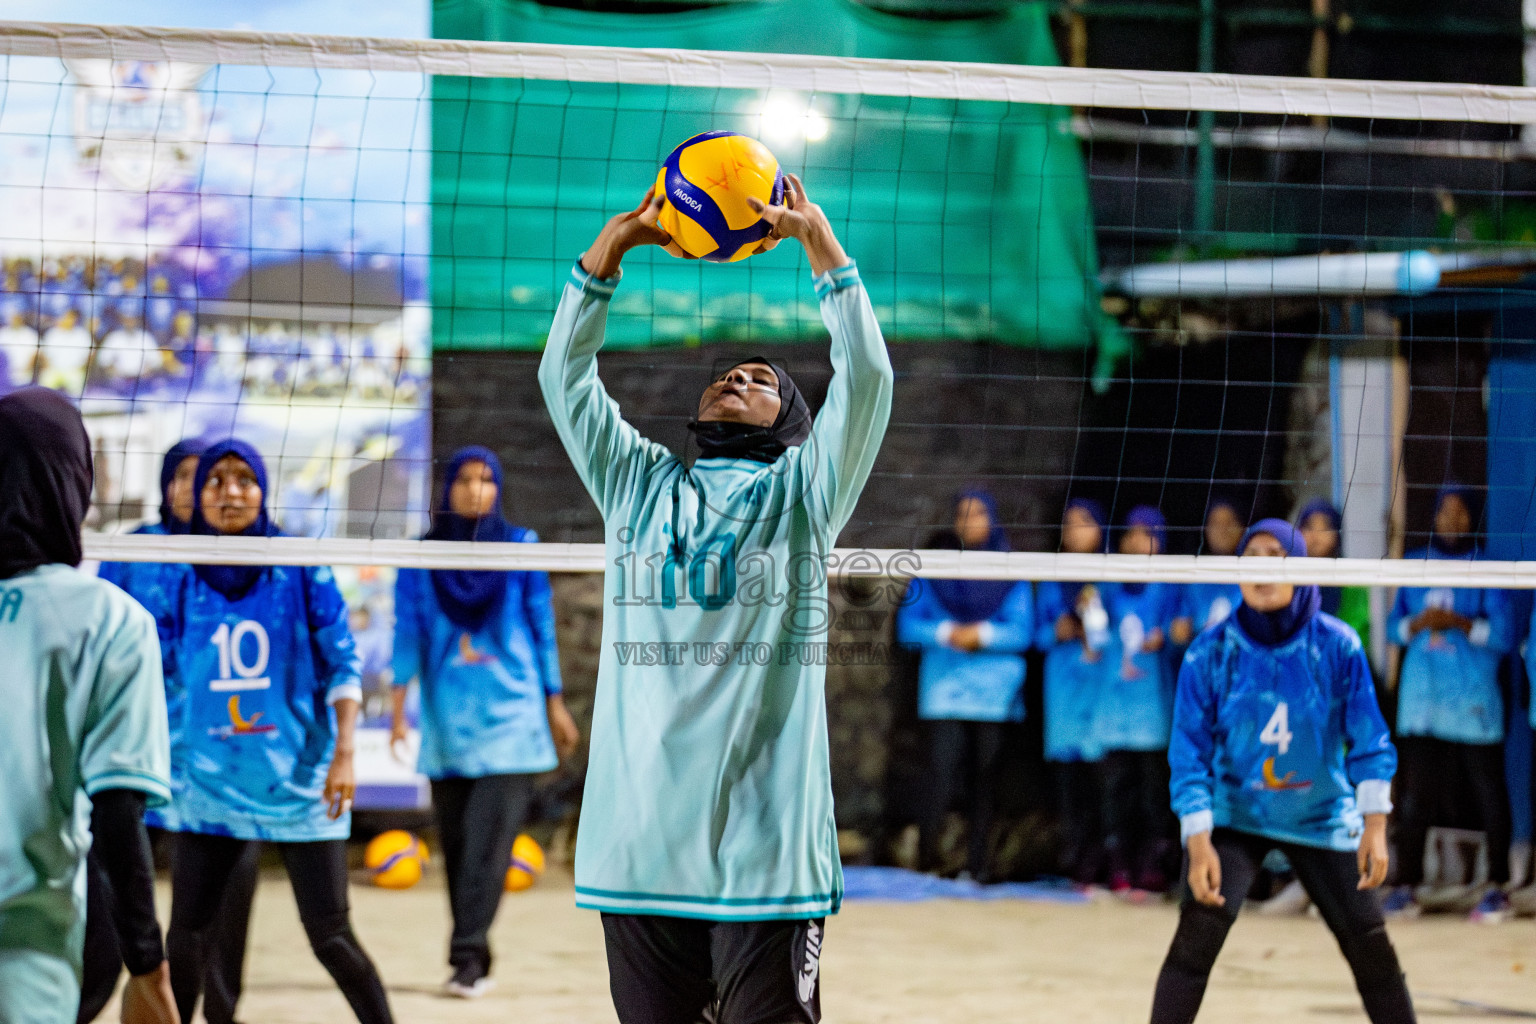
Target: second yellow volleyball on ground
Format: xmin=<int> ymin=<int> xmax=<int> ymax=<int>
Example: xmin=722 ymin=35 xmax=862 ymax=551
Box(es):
xmin=505 ymin=833 xmax=546 ymax=892
xmin=365 ymin=830 xmax=429 ymax=889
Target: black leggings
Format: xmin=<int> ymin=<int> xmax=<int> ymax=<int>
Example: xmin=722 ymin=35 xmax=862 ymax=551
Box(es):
xmin=1100 ymin=749 xmax=1174 ymax=882
xmin=431 ymin=774 xmax=535 ymax=975
xmin=79 ymin=840 xmax=258 ymax=1024
xmin=1394 ymin=735 xmax=1511 ymax=886
xmin=1151 ymin=829 xmax=1415 ymax=1024
xmin=168 ymin=833 xmax=392 ymax=1024
xmin=918 ymin=720 xmax=1005 ymax=878
xmin=1051 ymin=760 xmax=1103 ymax=883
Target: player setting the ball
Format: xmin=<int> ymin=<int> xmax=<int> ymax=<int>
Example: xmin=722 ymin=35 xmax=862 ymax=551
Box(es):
xmin=539 ymin=166 xmax=893 ymax=1024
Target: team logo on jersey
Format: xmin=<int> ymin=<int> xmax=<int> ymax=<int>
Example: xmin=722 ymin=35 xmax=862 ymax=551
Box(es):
xmin=1255 ymin=757 xmax=1312 ymax=791
xmin=207 ymin=695 xmax=277 ymax=739
xmin=797 ymin=920 xmax=822 ymax=1004
xmin=455 ymin=633 xmax=498 ymax=666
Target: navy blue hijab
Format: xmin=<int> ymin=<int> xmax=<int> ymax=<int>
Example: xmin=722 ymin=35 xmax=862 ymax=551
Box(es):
xmin=1234 ymin=518 xmax=1321 ymax=647
xmin=1119 ymin=504 xmax=1167 ymax=596
xmin=158 ymin=437 xmax=206 ymax=535
xmin=928 ymin=488 xmax=1015 ymax=623
xmin=1429 ymin=484 xmax=1480 ymax=557
xmin=424 ymin=446 xmax=515 ymax=631
xmin=1295 ymin=497 xmax=1343 ymax=615
xmin=1057 ymin=496 xmax=1108 ymax=607
xmin=190 ymin=438 xmax=282 ymax=600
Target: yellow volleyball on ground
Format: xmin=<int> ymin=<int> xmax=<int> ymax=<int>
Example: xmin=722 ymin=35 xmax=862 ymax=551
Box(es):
xmin=365 ymin=830 xmax=428 ymax=890
xmin=505 ymin=834 xmax=546 ymax=892
xmin=653 ymin=131 xmax=785 ymax=263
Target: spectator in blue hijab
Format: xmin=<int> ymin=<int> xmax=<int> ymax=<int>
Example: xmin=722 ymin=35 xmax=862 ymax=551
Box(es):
xmin=1171 ymin=496 xmax=1246 ymax=648
xmin=1097 ymin=504 xmax=1181 ymax=893
xmin=1295 ymin=497 xmax=1372 ymax=651
xmin=1035 ymin=497 xmax=1111 ymax=883
xmin=1384 ymin=485 xmax=1518 ymax=923
xmin=391 ymin=445 xmax=580 ymax=995
xmin=897 ymin=489 xmax=1033 ymax=882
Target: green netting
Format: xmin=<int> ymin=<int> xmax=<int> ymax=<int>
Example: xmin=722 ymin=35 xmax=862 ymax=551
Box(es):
xmin=431 ymin=0 xmax=1125 ymax=355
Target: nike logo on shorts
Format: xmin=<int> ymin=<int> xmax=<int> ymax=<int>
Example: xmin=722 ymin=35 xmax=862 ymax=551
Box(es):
xmin=797 ymin=920 xmax=823 ymax=1004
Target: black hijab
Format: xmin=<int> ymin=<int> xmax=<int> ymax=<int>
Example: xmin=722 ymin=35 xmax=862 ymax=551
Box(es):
xmin=0 ymin=387 xmax=93 ymax=578
xmin=424 ymin=445 xmax=516 ymax=632
xmin=686 ymin=355 xmax=811 ymax=464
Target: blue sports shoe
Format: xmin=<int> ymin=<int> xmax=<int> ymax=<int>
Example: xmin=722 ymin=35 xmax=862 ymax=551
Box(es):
xmin=1470 ymin=888 xmax=1512 ymax=925
xmin=1380 ymin=885 xmax=1421 ymax=919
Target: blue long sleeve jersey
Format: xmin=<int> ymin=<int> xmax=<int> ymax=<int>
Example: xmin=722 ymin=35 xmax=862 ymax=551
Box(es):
xmin=1388 ymin=547 xmax=1517 ymax=744
xmin=539 ymin=258 xmax=893 ymax=921
xmin=894 ymin=578 xmax=1032 ymax=722
xmin=391 ymin=539 xmax=563 ymax=779
xmin=1093 ymin=582 xmax=1180 ymax=752
xmin=96 ymin=523 xmax=188 ymax=830
xmin=1170 ymin=612 xmax=1396 ymax=851
xmin=149 ymin=564 xmax=363 ymax=841
xmin=0 ymin=566 xmax=170 ymax=996
xmin=1033 ymin=582 xmax=1104 ymax=762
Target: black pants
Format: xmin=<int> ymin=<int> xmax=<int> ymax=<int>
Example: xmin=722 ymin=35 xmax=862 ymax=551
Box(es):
xmin=918 ymin=719 xmax=1005 ymax=878
xmin=430 ymin=773 xmax=535 ymax=976
xmin=1100 ymin=749 xmax=1174 ymax=883
xmin=602 ymin=913 xmax=823 ymax=1024
xmin=1151 ymin=829 xmax=1415 ymax=1024
xmin=77 ymin=840 xmax=259 ymax=1024
xmin=1051 ymin=760 xmax=1103 ymax=883
xmin=1394 ymin=735 xmax=1511 ymax=886
xmin=168 ymin=833 xmax=392 ymax=1024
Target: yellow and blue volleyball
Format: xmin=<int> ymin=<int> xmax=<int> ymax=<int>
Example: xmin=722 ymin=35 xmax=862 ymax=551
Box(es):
xmin=653 ymin=131 xmax=785 ymax=263
xmin=365 ymin=830 xmax=428 ymax=890
xmin=504 ymin=833 xmax=546 ymax=892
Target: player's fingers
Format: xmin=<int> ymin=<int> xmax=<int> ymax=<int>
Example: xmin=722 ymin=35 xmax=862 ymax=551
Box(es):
xmin=786 ymin=173 xmax=806 ymax=207
xmin=747 ymin=195 xmax=785 ymax=224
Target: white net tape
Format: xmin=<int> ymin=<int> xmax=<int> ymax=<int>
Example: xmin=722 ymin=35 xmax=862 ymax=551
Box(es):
xmin=4 ymin=19 xmax=1531 ymax=586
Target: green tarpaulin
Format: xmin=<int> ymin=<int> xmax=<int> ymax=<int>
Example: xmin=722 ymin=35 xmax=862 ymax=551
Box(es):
xmin=432 ymin=0 xmax=1123 ymax=356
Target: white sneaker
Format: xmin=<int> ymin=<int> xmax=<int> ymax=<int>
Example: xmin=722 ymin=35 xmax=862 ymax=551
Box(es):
xmin=444 ymin=971 xmax=496 ymax=999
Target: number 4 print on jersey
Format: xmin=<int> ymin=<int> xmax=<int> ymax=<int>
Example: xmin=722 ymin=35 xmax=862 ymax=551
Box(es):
xmin=1258 ymin=702 xmax=1312 ymax=791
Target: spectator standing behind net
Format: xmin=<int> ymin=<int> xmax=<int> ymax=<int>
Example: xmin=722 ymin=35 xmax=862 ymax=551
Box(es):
xmin=0 ymin=388 xmax=178 ymax=1024
xmin=895 ymin=488 xmax=1033 ymax=883
xmin=1095 ymin=505 xmax=1180 ymax=894
xmin=1381 ymin=486 xmax=1519 ymax=924
xmin=1295 ymin=498 xmax=1372 ymax=653
xmin=148 ymin=440 xmax=395 ymax=1024
xmin=1151 ymin=518 xmax=1414 ymax=1024
xmin=1170 ymin=497 xmax=1246 ymax=649
xmin=539 ymin=177 xmax=891 ymax=1024
xmin=389 ymin=444 xmax=580 ymax=999
xmin=1034 ymin=497 xmax=1110 ymax=884
xmin=84 ymin=439 xmax=261 ymax=1024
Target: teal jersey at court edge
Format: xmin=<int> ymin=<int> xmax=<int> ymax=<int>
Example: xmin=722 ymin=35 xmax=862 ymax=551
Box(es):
xmin=539 ymin=258 xmax=893 ymax=921
xmin=0 ymin=566 xmax=170 ymax=1017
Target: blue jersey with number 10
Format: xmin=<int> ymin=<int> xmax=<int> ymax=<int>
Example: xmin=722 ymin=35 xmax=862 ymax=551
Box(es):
xmin=1170 ymin=612 xmax=1396 ymax=851
xmin=152 ymin=564 xmax=362 ymax=841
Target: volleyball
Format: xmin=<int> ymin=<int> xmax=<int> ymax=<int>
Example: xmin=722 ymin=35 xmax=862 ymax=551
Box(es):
xmin=365 ymin=830 xmax=428 ymax=890
xmin=504 ymin=834 xmax=546 ymax=892
xmin=652 ymin=131 xmax=785 ymax=263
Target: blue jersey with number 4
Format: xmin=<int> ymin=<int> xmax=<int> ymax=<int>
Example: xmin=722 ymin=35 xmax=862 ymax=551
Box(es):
xmin=1170 ymin=612 xmax=1396 ymax=851
xmin=152 ymin=564 xmax=362 ymax=841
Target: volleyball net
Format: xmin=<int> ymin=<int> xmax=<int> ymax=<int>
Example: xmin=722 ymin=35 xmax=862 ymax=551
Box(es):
xmin=1 ymin=19 xmax=1534 ymax=588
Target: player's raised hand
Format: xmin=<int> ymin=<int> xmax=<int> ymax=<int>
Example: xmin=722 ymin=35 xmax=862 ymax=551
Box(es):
xmin=1357 ymin=814 xmax=1389 ymax=890
xmin=747 ymin=174 xmax=849 ymax=278
xmin=1186 ymin=831 xmax=1225 ymax=907
xmin=581 ymin=187 xmax=684 ymax=279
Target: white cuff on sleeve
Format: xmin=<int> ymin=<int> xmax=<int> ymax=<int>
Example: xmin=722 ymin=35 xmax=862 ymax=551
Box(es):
xmin=1396 ymin=618 xmax=1413 ymax=645
xmin=1356 ymin=779 xmax=1393 ymax=816
xmin=1468 ymin=619 xmax=1492 ymax=647
xmin=935 ymin=621 xmax=956 ymax=647
xmin=1180 ymin=810 xmax=1214 ymax=844
xmin=326 ymin=683 xmax=364 ymax=707
xmin=975 ymin=621 xmax=996 ymax=649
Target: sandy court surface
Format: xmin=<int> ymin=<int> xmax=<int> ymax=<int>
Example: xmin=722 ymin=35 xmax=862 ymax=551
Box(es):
xmin=111 ymin=871 xmax=1536 ymax=1023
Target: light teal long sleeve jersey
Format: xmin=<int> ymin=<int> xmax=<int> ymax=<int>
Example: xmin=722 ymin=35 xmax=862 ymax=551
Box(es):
xmin=539 ymin=258 xmax=893 ymax=921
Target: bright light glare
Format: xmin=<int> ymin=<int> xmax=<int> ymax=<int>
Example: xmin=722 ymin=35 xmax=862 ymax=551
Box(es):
xmin=754 ymin=94 xmax=831 ymax=144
